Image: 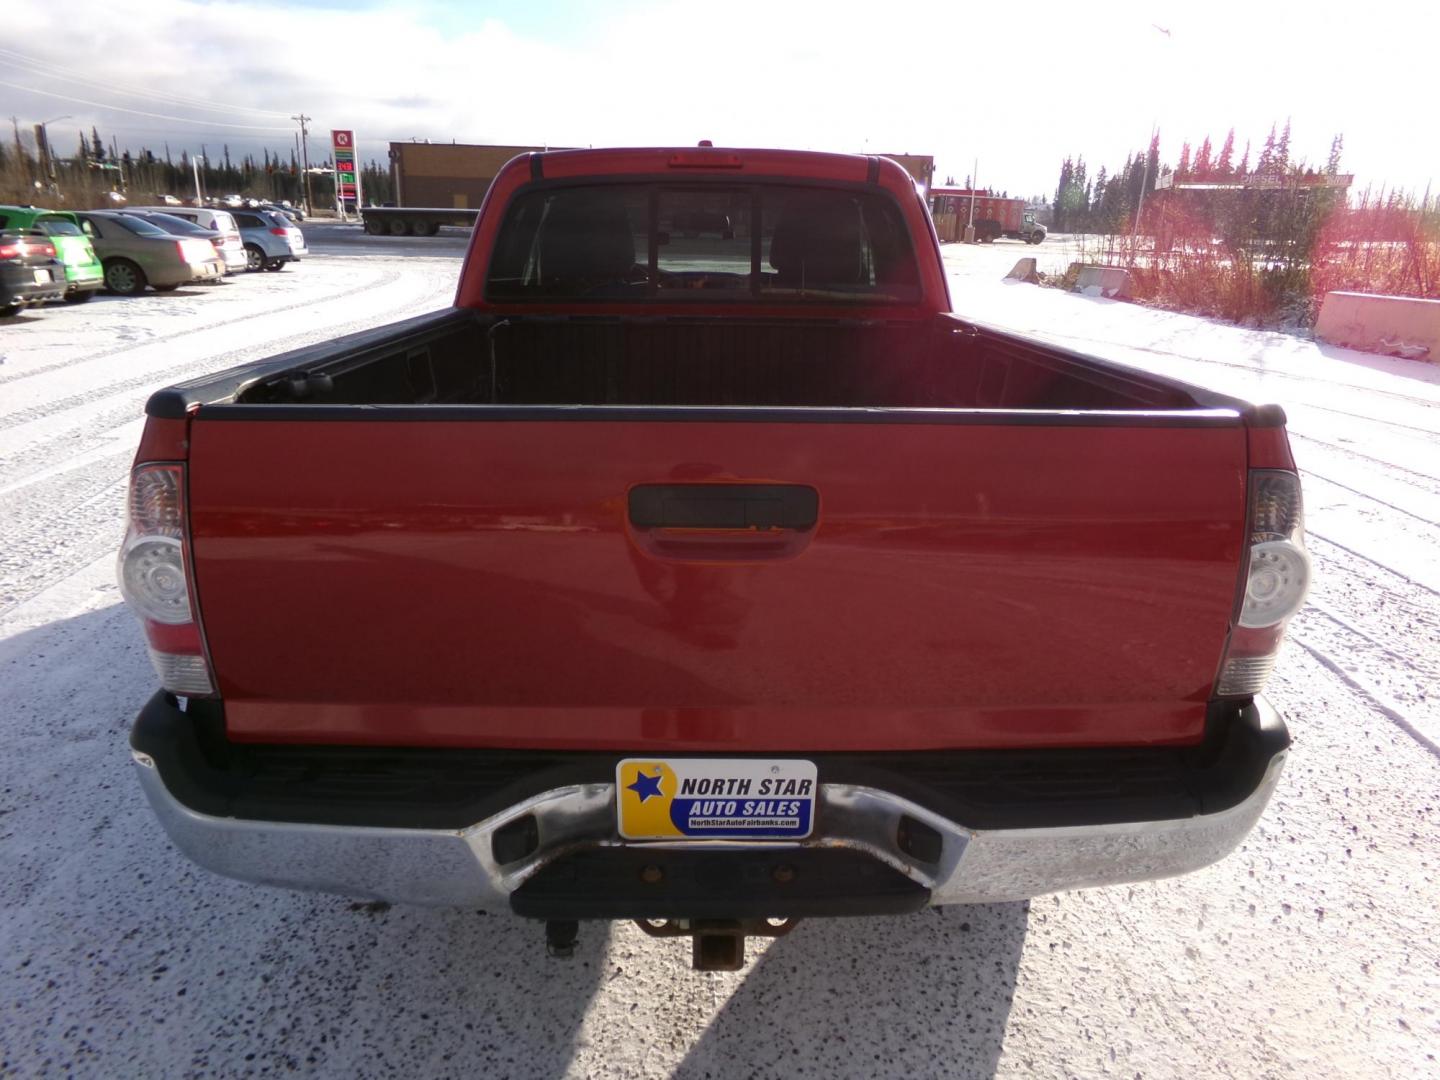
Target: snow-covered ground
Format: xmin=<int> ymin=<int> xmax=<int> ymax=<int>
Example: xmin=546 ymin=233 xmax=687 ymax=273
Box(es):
xmin=0 ymin=230 xmax=1435 ymax=1079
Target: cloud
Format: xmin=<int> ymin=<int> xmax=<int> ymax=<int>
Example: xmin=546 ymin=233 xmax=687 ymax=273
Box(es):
xmin=2 ymin=0 xmax=1435 ymax=196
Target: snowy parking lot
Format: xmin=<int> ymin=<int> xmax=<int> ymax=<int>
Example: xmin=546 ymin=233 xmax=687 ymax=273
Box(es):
xmin=1 ymin=227 xmax=1436 ymax=1079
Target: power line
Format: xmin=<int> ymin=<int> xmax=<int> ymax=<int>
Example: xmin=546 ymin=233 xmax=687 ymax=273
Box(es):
xmin=0 ymin=79 xmax=294 ymax=131
xmin=0 ymin=46 xmax=292 ymax=119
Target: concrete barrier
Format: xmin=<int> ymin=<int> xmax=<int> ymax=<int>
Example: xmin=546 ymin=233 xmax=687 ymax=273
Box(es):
xmin=1315 ymin=291 xmax=1438 ymax=362
xmin=1005 ymin=257 xmax=1039 ymax=283
xmin=1072 ymin=265 xmax=1133 ymax=300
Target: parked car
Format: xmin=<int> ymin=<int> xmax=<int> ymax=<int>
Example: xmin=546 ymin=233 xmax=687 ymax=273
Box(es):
xmin=0 ymin=205 xmax=104 ymax=302
xmin=255 ymin=201 xmax=302 ymax=223
xmin=74 ymin=210 xmax=225 ymax=295
xmin=231 ymin=208 xmax=307 ymax=271
xmin=128 ymin=206 xmax=246 ymax=274
xmin=118 ymin=211 xmax=234 ymax=278
xmin=0 ymin=228 xmax=67 ymax=315
xmin=124 ymin=147 xmax=1306 ymax=972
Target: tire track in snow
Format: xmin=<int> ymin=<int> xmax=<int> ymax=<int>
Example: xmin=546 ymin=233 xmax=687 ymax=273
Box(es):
xmin=0 ymin=266 xmax=403 ymax=389
xmin=1307 ymin=532 xmax=1440 ymax=600
xmin=1298 ymin=470 xmax=1440 ymax=529
xmin=0 ymin=270 xmax=404 ymax=432
xmin=1291 ymin=629 xmax=1440 ymax=761
xmin=0 ymin=459 xmax=129 ymax=615
xmin=1289 ymin=431 xmax=1440 ymax=490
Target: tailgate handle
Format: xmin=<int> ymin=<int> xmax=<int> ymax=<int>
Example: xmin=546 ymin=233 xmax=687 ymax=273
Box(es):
xmin=628 ymin=484 xmax=819 ymax=531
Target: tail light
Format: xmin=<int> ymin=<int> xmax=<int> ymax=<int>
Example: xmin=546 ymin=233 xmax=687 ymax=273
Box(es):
xmin=269 ymin=227 xmax=288 ymax=236
xmin=119 ymin=464 xmax=215 ymax=696
xmin=0 ymin=239 xmax=55 ymax=259
xmin=177 ymin=239 xmax=214 ymax=263
xmin=1216 ymin=470 xmax=1312 ymax=696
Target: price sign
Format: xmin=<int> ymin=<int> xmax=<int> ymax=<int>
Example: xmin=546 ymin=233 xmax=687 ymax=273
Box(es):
xmin=330 ymin=130 xmax=360 ymax=202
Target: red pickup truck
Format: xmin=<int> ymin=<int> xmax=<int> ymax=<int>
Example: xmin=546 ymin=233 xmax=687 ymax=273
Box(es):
xmin=123 ymin=147 xmax=1308 ymax=970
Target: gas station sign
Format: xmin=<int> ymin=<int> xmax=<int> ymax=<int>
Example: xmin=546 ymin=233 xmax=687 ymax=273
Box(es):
xmin=331 ymin=129 xmax=359 ymax=207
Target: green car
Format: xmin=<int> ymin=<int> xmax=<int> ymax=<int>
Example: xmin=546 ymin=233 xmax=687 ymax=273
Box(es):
xmin=0 ymin=206 xmax=105 ymax=302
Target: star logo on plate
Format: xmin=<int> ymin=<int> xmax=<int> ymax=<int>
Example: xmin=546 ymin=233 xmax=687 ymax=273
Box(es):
xmin=626 ymin=769 xmax=664 ymax=803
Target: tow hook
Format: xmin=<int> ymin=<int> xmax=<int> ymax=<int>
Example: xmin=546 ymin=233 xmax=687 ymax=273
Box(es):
xmin=634 ymin=917 xmax=800 ymax=971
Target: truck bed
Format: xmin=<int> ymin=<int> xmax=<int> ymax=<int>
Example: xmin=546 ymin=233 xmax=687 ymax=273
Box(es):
xmin=187 ymin=308 xmax=1206 ymax=412
xmin=157 ymin=309 xmax=1253 ymax=752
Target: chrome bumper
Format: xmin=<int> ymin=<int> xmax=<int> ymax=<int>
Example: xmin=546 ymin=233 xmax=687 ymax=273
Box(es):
xmin=132 ymin=715 xmax=1287 ymax=910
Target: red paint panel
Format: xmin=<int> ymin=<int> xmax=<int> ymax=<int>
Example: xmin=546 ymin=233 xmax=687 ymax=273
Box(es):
xmin=134 ymin=416 xmax=190 ymax=464
xmin=186 ymin=418 xmax=1248 ymax=751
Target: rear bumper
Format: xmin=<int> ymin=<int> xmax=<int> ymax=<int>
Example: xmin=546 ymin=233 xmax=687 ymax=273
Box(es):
xmin=65 ymin=268 xmax=104 ymax=294
xmin=131 ymin=694 xmax=1288 ymax=914
xmin=1 ymin=263 xmax=67 ymax=305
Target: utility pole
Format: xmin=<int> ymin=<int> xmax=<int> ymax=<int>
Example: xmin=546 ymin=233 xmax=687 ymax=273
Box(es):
xmin=292 ymin=114 xmax=314 ymax=214
xmin=11 ymin=117 xmax=31 ymax=188
xmin=965 ymin=157 xmax=978 ymax=244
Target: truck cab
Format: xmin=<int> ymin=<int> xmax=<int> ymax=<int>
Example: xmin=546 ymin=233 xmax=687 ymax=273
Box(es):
xmin=1020 ymin=211 xmax=1047 ymax=243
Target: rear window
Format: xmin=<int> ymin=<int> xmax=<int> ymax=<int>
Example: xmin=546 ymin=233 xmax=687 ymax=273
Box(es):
xmin=110 ymin=216 xmax=170 ymax=237
xmin=37 ymin=215 xmax=83 ymax=237
xmin=211 ymin=211 xmax=237 ymax=232
xmin=141 ymin=214 xmax=207 ymax=236
xmin=487 ymin=183 xmax=920 ymax=303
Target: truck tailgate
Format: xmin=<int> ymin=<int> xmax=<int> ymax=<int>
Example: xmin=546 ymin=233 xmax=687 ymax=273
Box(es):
xmin=186 ymin=411 xmax=1248 ymax=750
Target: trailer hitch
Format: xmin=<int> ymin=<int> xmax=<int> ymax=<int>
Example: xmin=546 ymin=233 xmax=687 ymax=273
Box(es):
xmin=634 ymin=917 xmax=800 ymax=971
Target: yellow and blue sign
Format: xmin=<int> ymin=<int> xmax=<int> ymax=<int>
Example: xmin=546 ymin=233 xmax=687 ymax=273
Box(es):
xmin=616 ymin=758 xmax=817 ymax=840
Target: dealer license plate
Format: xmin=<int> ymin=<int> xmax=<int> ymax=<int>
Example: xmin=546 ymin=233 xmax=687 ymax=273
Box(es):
xmin=33 ymin=269 xmax=52 ymax=284
xmin=616 ymin=758 xmax=817 ymax=840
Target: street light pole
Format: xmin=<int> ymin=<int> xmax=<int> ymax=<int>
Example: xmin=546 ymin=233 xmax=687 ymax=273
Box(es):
xmin=193 ymin=155 xmax=204 ymax=205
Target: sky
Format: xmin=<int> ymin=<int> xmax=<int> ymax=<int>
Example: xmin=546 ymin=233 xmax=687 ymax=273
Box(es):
xmin=2 ymin=0 xmax=1435 ymax=200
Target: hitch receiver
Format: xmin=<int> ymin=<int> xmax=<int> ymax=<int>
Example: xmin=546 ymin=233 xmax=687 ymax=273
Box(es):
xmin=635 ymin=917 xmax=799 ymax=972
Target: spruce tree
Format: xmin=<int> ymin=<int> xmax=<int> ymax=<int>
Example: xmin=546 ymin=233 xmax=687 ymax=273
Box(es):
xmin=1326 ymin=134 xmax=1344 ymax=175
xmin=1194 ymin=136 xmax=1213 ymax=178
xmin=1257 ymin=124 xmax=1277 ymax=176
xmin=1217 ymin=129 xmax=1235 ymax=176
xmin=1177 ymin=142 xmax=1191 ymax=177
xmin=1054 ymin=157 xmax=1074 ymax=230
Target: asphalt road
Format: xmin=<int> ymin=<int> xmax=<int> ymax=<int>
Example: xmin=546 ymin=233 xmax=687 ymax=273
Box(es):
xmin=0 ymin=239 xmax=1436 ymax=1079
xmin=305 ymin=220 xmax=473 ymax=259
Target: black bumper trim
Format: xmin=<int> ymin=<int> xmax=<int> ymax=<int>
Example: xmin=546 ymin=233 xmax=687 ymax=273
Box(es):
xmin=130 ymin=693 xmax=1289 ymax=834
xmin=511 ymin=847 xmax=929 ymax=920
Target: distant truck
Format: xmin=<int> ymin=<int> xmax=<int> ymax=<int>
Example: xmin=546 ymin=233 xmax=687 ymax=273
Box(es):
xmin=929 ymin=188 xmax=1046 ymax=244
xmin=361 ymin=206 xmax=479 ymax=237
